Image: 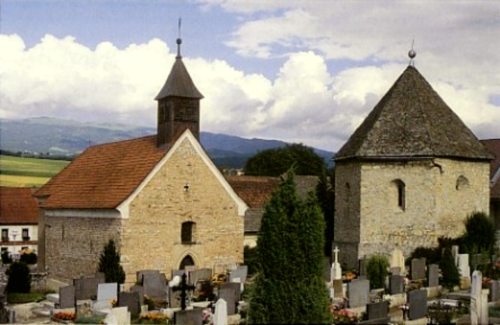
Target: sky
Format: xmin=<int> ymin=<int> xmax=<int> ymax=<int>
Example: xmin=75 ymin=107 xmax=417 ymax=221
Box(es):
xmin=1 ymin=0 xmax=499 ymax=151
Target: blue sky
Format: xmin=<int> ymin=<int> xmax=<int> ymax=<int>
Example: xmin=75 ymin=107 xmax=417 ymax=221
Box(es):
xmin=1 ymin=0 xmax=499 ymax=151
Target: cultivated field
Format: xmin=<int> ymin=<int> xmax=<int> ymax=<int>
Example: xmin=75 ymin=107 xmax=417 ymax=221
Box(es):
xmin=0 ymin=155 xmax=69 ymax=187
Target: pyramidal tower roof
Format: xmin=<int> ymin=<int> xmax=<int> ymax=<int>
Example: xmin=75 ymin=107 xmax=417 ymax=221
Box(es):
xmin=336 ymin=65 xmax=493 ymax=161
xmin=155 ymin=38 xmax=203 ymax=100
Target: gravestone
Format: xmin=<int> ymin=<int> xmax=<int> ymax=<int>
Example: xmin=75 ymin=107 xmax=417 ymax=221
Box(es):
xmin=107 ymin=306 xmax=130 ymax=325
xmin=172 ymin=269 xmax=186 ymax=279
xmin=451 ymin=245 xmax=459 ymax=266
xmin=175 ymin=308 xmax=202 ymax=325
xmin=331 ymin=246 xmax=342 ymax=281
xmin=366 ymin=301 xmax=389 ymax=322
xmin=489 ymin=280 xmax=500 ymax=302
xmin=458 ymin=254 xmax=470 ymax=278
xmin=358 ymin=257 xmax=367 ymax=276
xmin=74 ymin=276 xmax=103 ymax=300
xmin=97 ymin=282 xmax=118 ymax=302
xmin=188 ymin=268 xmax=212 ymax=285
xmin=229 ymin=265 xmax=248 ymax=284
xmin=218 ymin=282 xmax=241 ymax=315
xmin=130 ymin=285 xmax=144 ymax=305
xmin=172 ymin=273 xmax=195 ymax=310
xmin=390 ymin=247 xmax=405 ymax=271
xmin=59 ymin=285 xmax=75 ymax=308
xmin=136 ymin=270 xmax=159 ymax=284
xmin=389 ymin=275 xmax=404 ymax=295
xmin=390 ymin=267 xmax=401 ymax=275
xmin=333 ymin=279 xmax=344 ymax=298
xmin=347 ymin=279 xmax=369 ymax=308
xmin=471 ymin=270 xmax=482 ymax=325
xmin=143 ymin=273 xmax=167 ymax=299
xmin=411 ymin=258 xmax=426 ymax=280
xmin=428 ymin=264 xmax=439 ymax=287
xmin=168 ymin=286 xmax=182 ymax=308
xmin=408 ymin=289 xmax=427 ymax=320
xmin=214 ymin=298 xmax=228 ymax=325
xmin=118 ymin=291 xmax=141 ymax=317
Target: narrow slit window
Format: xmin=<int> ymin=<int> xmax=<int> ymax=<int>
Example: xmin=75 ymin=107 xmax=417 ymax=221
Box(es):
xmin=393 ymin=179 xmax=406 ymax=211
xmin=181 ymin=221 xmax=196 ymax=244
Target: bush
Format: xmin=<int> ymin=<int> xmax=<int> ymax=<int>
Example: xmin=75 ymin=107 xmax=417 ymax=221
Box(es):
xmin=98 ymin=239 xmax=125 ymax=284
xmin=244 ymin=246 xmax=259 ymax=276
xmin=6 ymin=262 xmax=31 ymax=293
xmin=20 ymin=252 xmax=37 ymax=264
xmin=7 ymin=292 xmax=44 ymax=304
xmin=463 ymin=212 xmax=495 ymax=254
xmin=366 ymin=255 xmax=389 ymax=289
xmin=407 ymin=246 xmax=440 ymax=265
xmin=440 ymin=247 xmax=460 ymax=289
xmin=1 ymin=251 xmax=12 ymax=264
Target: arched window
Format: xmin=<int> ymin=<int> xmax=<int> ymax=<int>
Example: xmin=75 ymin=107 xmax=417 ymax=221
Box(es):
xmin=181 ymin=221 xmax=196 ymax=244
xmin=392 ymin=179 xmax=406 ymax=210
xmin=456 ymin=175 xmax=469 ymax=190
xmin=179 ymin=255 xmax=195 ymax=270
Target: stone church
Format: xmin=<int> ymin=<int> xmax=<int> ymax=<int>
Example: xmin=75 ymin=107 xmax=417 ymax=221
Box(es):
xmin=334 ymin=64 xmax=493 ymax=268
xmin=35 ymin=39 xmax=247 ymax=285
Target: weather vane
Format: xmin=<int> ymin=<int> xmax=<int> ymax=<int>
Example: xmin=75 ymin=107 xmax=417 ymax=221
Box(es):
xmin=176 ymin=17 xmax=182 ymax=58
xmin=408 ymin=39 xmax=416 ymax=66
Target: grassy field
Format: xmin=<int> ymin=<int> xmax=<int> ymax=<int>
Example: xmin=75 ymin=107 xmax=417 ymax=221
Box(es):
xmin=0 ymin=155 xmax=69 ymax=187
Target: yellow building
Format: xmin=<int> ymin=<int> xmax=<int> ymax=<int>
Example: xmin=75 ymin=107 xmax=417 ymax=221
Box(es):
xmin=35 ymin=39 xmax=247 ymax=285
xmin=334 ymin=65 xmax=492 ymax=268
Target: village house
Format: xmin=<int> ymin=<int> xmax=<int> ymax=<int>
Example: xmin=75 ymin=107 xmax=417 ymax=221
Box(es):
xmin=334 ymin=64 xmax=493 ymax=268
xmin=34 ymin=38 xmax=247 ymax=286
xmin=481 ymin=139 xmax=500 ymax=227
xmin=0 ymin=186 xmax=39 ymax=257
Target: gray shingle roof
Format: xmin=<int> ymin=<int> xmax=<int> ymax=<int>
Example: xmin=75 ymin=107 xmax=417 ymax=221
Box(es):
xmin=336 ymin=66 xmax=493 ymax=161
xmin=155 ymin=57 xmax=203 ymax=100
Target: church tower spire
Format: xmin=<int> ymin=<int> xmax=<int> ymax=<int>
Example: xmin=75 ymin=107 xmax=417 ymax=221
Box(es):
xmin=155 ymin=29 xmax=203 ymax=147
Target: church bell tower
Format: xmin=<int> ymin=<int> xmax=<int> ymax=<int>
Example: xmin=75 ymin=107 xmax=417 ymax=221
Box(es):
xmin=155 ymin=36 xmax=203 ymax=147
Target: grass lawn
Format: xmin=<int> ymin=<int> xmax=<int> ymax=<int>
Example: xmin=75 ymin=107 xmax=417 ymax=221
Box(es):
xmin=0 ymin=155 xmax=69 ymax=187
xmin=7 ymin=292 xmax=45 ymax=304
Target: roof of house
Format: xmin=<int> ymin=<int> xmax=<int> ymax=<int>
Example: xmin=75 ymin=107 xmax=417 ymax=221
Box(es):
xmin=336 ymin=66 xmax=493 ymax=162
xmin=155 ymin=57 xmax=203 ymax=100
xmin=480 ymin=139 xmax=500 ymax=200
xmin=0 ymin=187 xmax=39 ymax=224
xmin=35 ymin=135 xmax=169 ymax=209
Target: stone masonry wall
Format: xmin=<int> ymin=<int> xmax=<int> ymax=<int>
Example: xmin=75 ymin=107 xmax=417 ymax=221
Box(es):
xmin=358 ymin=158 xmax=490 ymax=259
xmin=120 ymin=138 xmax=244 ymax=286
xmin=45 ymin=216 xmax=122 ymax=283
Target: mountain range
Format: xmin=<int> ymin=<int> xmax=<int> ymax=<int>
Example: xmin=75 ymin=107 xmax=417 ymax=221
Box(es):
xmin=0 ymin=117 xmax=334 ymax=168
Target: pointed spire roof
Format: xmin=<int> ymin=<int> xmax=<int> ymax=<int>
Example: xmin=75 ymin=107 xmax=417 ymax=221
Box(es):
xmin=155 ymin=40 xmax=203 ymax=100
xmin=336 ymin=66 xmax=493 ymax=161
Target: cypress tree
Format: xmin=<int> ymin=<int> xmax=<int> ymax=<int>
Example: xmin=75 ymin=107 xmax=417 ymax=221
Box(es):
xmin=440 ymin=247 xmax=460 ymax=289
xmin=248 ymin=172 xmax=331 ymax=324
xmin=316 ymin=167 xmax=335 ymax=257
xmin=98 ymin=239 xmax=126 ymax=284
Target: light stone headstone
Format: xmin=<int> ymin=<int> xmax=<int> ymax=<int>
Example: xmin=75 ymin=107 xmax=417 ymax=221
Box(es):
xmin=229 ymin=266 xmax=248 ymax=284
xmin=214 ymin=298 xmax=228 ymax=325
xmin=408 ymin=289 xmax=427 ymax=320
xmin=347 ymin=279 xmax=369 ymax=308
xmin=59 ymin=285 xmax=75 ymax=309
xmin=106 ymin=306 xmax=130 ymax=325
xmin=188 ymin=268 xmax=212 ymax=285
xmin=481 ymin=289 xmax=489 ymax=325
xmin=390 ymin=247 xmax=405 ymax=272
xmin=97 ymin=283 xmax=118 ymax=302
xmin=333 ymin=279 xmax=344 ymax=298
xmin=331 ymin=246 xmax=342 ymax=281
xmin=458 ymin=254 xmax=470 ymax=278
xmin=411 ymin=258 xmax=426 ymax=280
xmin=218 ymin=283 xmax=240 ymax=315
xmin=175 ymin=308 xmax=203 ymax=325
xmin=428 ymin=264 xmax=439 ymax=287
xmin=471 ymin=270 xmax=482 ymax=325
xmin=451 ymin=245 xmax=459 ymax=266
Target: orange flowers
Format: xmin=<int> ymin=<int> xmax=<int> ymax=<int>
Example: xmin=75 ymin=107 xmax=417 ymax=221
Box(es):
xmin=53 ymin=311 xmax=76 ymax=321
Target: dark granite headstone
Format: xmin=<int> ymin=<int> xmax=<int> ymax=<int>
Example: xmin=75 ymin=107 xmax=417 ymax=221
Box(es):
xmin=348 ymin=279 xmax=370 ymax=308
xmin=218 ymin=283 xmax=241 ymax=315
xmin=428 ymin=264 xmax=439 ymax=287
xmin=489 ymin=280 xmax=500 ymax=302
xmin=188 ymin=268 xmax=212 ymax=285
xmin=130 ymin=285 xmax=144 ymax=305
xmin=389 ymin=275 xmax=404 ymax=295
xmin=411 ymin=258 xmax=426 ymax=280
xmin=136 ymin=270 xmax=160 ymax=284
xmin=143 ymin=273 xmax=167 ymax=299
xmin=175 ymin=308 xmax=202 ymax=325
xmin=408 ymin=289 xmax=427 ymax=320
xmin=59 ymin=285 xmax=75 ymax=308
xmin=229 ymin=265 xmax=248 ymax=284
xmin=118 ymin=291 xmax=141 ymax=317
xmin=367 ymin=301 xmax=389 ymax=320
xmin=74 ymin=276 xmax=103 ymax=300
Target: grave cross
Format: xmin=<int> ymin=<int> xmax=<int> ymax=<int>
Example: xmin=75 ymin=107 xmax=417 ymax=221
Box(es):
xmin=333 ymin=246 xmax=340 ymax=263
xmin=172 ymin=273 xmax=195 ymax=310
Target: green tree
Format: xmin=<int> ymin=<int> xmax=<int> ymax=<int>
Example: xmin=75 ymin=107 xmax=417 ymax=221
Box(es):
xmin=244 ymin=144 xmax=326 ymax=176
xmin=366 ymin=255 xmax=389 ymax=289
xmin=440 ymin=247 xmax=460 ymax=289
xmin=463 ymin=212 xmax=495 ymax=254
xmin=248 ymin=172 xmax=330 ymax=324
xmin=98 ymin=239 xmax=125 ymax=284
xmin=316 ymin=167 xmax=335 ymax=257
xmin=6 ymin=262 xmax=31 ymax=293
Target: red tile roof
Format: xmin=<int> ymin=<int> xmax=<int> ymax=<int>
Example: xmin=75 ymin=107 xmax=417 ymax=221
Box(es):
xmin=225 ymin=176 xmax=280 ymax=209
xmin=0 ymin=187 xmax=39 ymax=224
xmin=481 ymin=139 xmax=500 ymax=199
xmin=35 ymin=136 xmax=170 ymax=209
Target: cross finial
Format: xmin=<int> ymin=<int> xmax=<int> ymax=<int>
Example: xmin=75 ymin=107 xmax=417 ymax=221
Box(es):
xmin=176 ymin=17 xmax=182 ymax=59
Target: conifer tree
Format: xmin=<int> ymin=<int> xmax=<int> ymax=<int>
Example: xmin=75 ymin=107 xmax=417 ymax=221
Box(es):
xmin=248 ymin=172 xmax=331 ymax=324
xmin=316 ymin=167 xmax=335 ymax=257
xmin=440 ymin=247 xmax=460 ymax=289
xmin=98 ymin=239 xmax=126 ymax=284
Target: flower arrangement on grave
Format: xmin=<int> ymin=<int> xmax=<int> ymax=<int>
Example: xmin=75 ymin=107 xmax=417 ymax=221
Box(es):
xmin=330 ymin=306 xmax=358 ymax=324
xmin=52 ymin=311 xmax=76 ymax=322
xmin=109 ymin=298 xmax=117 ymax=308
xmin=137 ymin=311 xmax=170 ymax=324
xmin=201 ymin=308 xmax=212 ymax=325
